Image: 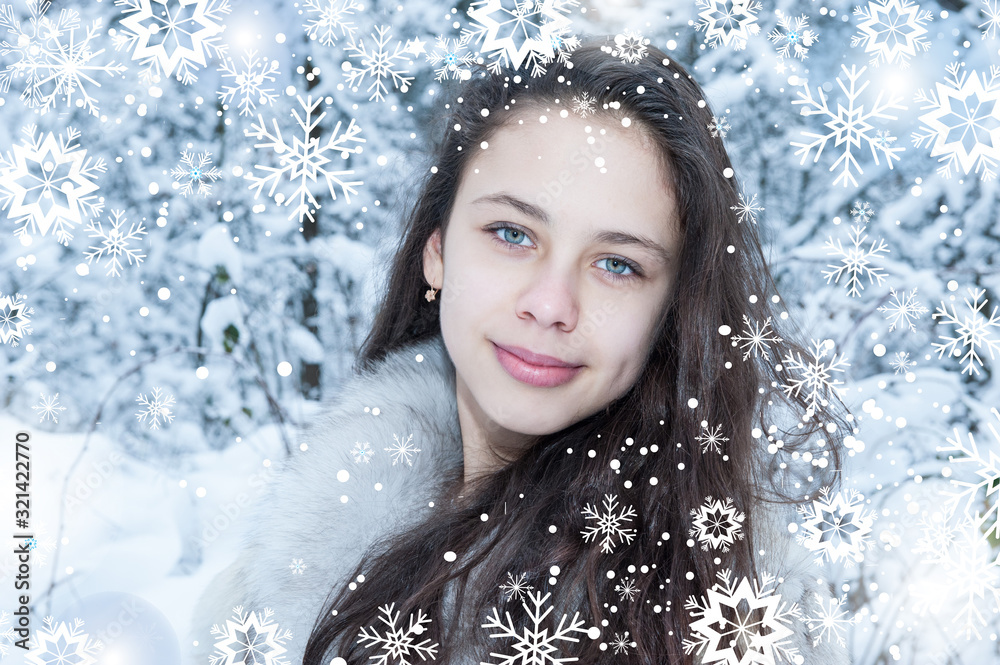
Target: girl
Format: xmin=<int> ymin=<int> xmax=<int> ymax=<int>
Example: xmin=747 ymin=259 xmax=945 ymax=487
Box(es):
xmin=190 ymin=37 xmax=852 ymax=665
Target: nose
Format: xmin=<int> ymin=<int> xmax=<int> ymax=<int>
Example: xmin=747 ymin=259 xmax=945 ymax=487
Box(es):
xmin=515 ymin=264 xmax=580 ymax=332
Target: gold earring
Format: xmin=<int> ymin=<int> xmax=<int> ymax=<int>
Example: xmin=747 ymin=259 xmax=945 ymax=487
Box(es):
xmin=424 ymin=286 xmax=438 ymax=302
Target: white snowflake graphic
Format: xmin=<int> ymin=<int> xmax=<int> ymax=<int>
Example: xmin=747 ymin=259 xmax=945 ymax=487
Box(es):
xmin=84 ymin=209 xmax=147 ymax=277
xmin=683 ymin=568 xmax=802 ymax=665
xmin=889 ymin=350 xmax=915 ymax=374
xmin=289 ymin=558 xmax=306 ymax=574
xmin=113 ymin=0 xmax=231 ymax=85
xmin=0 ymin=0 xmax=127 ymax=116
xmin=210 ymin=605 xmax=293 ymax=665
xmin=730 ymin=188 xmax=763 ymax=224
xmin=615 ymin=575 xmax=639 ymax=602
xmin=302 ymin=0 xmax=360 ymax=46
xmin=695 ymin=0 xmax=762 ymax=51
xmin=25 ymin=616 xmax=102 ymax=665
xmin=135 ymin=386 xmax=175 ymax=430
xmin=982 ymin=0 xmax=1000 ymax=38
xmin=936 ymin=406 xmax=1000 ymax=540
xmin=779 ymin=338 xmax=850 ymax=414
xmin=850 ymin=199 xmax=875 ymax=223
xmin=0 ymin=124 xmax=106 ymax=246
xmin=696 ymin=421 xmax=730 ymax=454
xmin=791 ymin=63 xmax=906 ymax=188
xmin=462 ymin=0 xmax=578 ymax=77
xmin=170 ymin=149 xmax=222 ymax=198
xmin=803 ymin=592 xmax=859 ymax=647
xmin=0 ymin=610 xmax=12 ymax=657
xmin=610 ymin=632 xmax=633 ymax=654
xmin=768 ymin=9 xmax=818 ymax=63
xmin=426 ymin=34 xmax=476 ymax=82
xmin=580 ymin=493 xmax=637 ymax=553
xmin=357 ymin=603 xmax=439 ymax=665
xmin=852 ymin=0 xmax=932 ymax=68
xmin=32 ymin=392 xmax=66 ymax=422
xmin=384 ymin=432 xmax=421 ymax=466
xmin=499 ymin=571 xmax=534 ymax=602
xmin=689 ymin=496 xmax=746 ymax=552
xmin=931 ymin=286 xmax=1000 ymax=376
xmin=351 ymin=440 xmax=374 ymax=463
xmin=609 ymin=28 xmax=648 ymax=63
xmin=217 ymin=48 xmax=279 ymax=117
xmin=730 ymin=314 xmax=783 ymax=361
xmin=20 ymin=521 xmax=57 ymax=566
xmin=912 ymin=62 xmax=1000 ymax=181
xmin=245 ymin=94 xmax=365 ymax=224
xmin=707 ymin=115 xmax=730 ymax=138
xmin=343 ymin=25 xmax=415 ymax=102
xmin=571 ymin=91 xmax=596 ymax=118
xmin=481 ymin=589 xmax=590 ymax=664
xmin=796 ymin=486 xmax=877 ymax=566
xmin=0 ymin=290 xmax=33 ymax=346
xmin=878 ymin=286 xmax=928 ymax=332
xmin=822 ymin=220 xmax=890 ymax=297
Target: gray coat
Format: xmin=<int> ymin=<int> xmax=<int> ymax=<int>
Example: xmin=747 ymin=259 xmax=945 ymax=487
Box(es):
xmin=187 ymin=333 xmax=852 ymax=665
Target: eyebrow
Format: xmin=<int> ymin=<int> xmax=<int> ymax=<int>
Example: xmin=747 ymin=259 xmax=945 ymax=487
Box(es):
xmin=471 ymin=192 xmax=673 ymax=264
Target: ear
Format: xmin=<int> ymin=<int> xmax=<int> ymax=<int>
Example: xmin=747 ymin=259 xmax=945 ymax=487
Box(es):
xmin=422 ymin=228 xmax=444 ymax=288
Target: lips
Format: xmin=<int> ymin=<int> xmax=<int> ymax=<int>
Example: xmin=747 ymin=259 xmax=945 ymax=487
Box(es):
xmin=491 ymin=341 xmax=583 ymax=388
xmin=491 ymin=342 xmax=582 ymax=368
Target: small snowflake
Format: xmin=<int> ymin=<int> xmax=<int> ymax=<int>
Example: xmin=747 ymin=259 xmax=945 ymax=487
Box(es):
xmin=730 ymin=188 xmax=764 ymax=224
xmin=20 ymin=521 xmax=56 ymax=566
xmin=849 ymin=200 xmax=875 ymax=223
xmin=690 ymin=496 xmax=746 ymax=552
xmin=791 ymin=64 xmax=906 ymax=188
xmin=931 ymin=286 xmax=1000 ymax=376
xmin=609 ymin=29 xmax=648 ymax=63
xmin=481 ymin=589 xmax=590 ymax=664
xmin=878 ymin=287 xmax=928 ymax=332
xmin=803 ymin=592 xmax=860 ymax=647
xmin=302 ymin=0 xmax=360 ymax=46
xmin=32 ymin=392 xmax=66 ymax=423
xmin=135 ymin=387 xmax=176 ymax=430
xmin=822 ymin=220 xmax=890 ymax=297
xmin=343 ymin=25 xmax=415 ymax=102
xmin=695 ymin=0 xmax=762 ymax=50
xmin=384 ymin=432 xmax=421 ymax=466
xmin=26 ymin=616 xmax=102 ymax=665
xmin=403 ymin=37 xmax=427 ymax=56
xmin=499 ymin=571 xmax=534 ymax=602
xmin=768 ymin=9 xmax=818 ymax=62
xmin=210 ymin=605 xmax=292 ymax=665
xmin=426 ymin=34 xmax=475 ymax=82
xmin=696 ymin=422 xmax=730 ymax=454
xmin=170 ymin=149 xmax=222 ymax=198
xmin=796 ymin=487 xmax=877 ymax=566
xmin=0 ymin=291 xmax=34 ymax=347
xmin=462 ymin=0 xmax=578 ymax=77
xmin=779 ymin=338 xmax=850 ymax=414
xmin=615 ymin=575 xmax=639 ymax=602
xmin=852 ymin=0 xmax=932 ymax=68
xmin=581 ymin=493 xmax=637 ymax=553
xmin=610 ymin=632 xmax=633 ymax=654
xmin=889 ymin=350 xmax=915 ymax=374
xmin=84 ymin=209 xmax=147 ymax=277
xmin=571 ymin=91 xmax=596 ymax=117
xmin=730 ymin=314 xmax=783 ymax=361
xmin=707 ymin=115 xmax=730 ymax=138
xmin=289 ymin=558 xmax=306 ymax=574
xmin=352 ymin=440 xmax=375 ymax=463
xmin=357 ymin=603 xmax=439 ymax=665
xmin=982 ymin=0 xmax=1000 ymax=38
xmin=217 ymin=49 xmax=280 ymax=117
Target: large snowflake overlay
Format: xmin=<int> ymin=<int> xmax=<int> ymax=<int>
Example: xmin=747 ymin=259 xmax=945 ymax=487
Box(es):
xmin=384 ymin=432 xmax=421 ymax=466
xmin=26 ymin=616 xmax=102 ymax=665
xmin=768 ymin=9 xmax=818 ymax=63
xmin=695 ymin=0 xmax=762 ymax=51
xmin=210 ymin=605 xmax=293 ymax=665
xmin=217 ymin=49 xmax=279 ymax=116
xmin=356 ymin=603 xmax=439 ymax=665
xmin=0 ymin=124 xmax=106 ymax=246
xmin=689 ymin=496 xmax=746 ymax=552
xmin=0 ymin=290 xmax=33 ymax=346
xmin=580 ymin=493 xmax=637 ymax=553
xmin=877 ymin=286 xmax=928 ymax=332
xmin=170 ymin=149 xmax=222 ymax=197
xmin=84 ymin=209 xmax=147 ymax=277
xmin=426 ymin=34 xmax=476 ymax=82
xmin=245 ymin=94 xmax=364 ymax=224
xmin=852 ymin=0 xmax=932 ymax=68
xmin=302 ymin=0 xmax=360 ymax=46
xmin=803 ymin=592 xmax=859 ymax=647
xmin=931 ymin=286 xmax=1000 ymax=376
xmin=113 ymin=0 xmax=231 ymax=85
xmin=822 ymin=220 xmax=890 ymax=297
xmin=731 ymin=314 xmax=783 ymax=361
xmin=0 ymin=0 xmax=127 ymax=116
xmin=791 ymin=64 xmax=906 ymax=188
xmin=135 ymin=386 xmax=175 ymax=430
xmin=481 ymin=589 xmax=590 ymax=664
xmin=683 ymin=568 xmax=803 ymax=665
xmin=778 ymin=338 xmax=850 ymax=414
xmin=937 ymin=406 xmax=1000 ymax=540
xmin=343 ymin=25 xmax=414 ymax=102
xmin=796 ymin=487 xmax=877 ymax=566
xmin=463 ymin=0 xmax=578 ymax=77
xmin=912 ymin=62 xmax=1000 ymax=181
xmin=32 ymin=392 xmax=66 ymax=422
xmin=982 ymin=0 xmax=1000 ymax=39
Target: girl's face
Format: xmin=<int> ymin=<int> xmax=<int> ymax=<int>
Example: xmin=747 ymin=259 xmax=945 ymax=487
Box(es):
xmin=424 ymin=109 xmax=681 ymax=459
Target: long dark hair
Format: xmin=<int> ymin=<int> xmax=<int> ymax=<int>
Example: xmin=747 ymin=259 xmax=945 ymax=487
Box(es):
xmin=303 ymin=36 xmax=850 ymax=664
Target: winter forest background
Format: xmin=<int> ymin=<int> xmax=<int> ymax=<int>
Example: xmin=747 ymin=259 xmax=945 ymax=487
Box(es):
xmin=0 ymin=0 xmax=998 ymax=663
